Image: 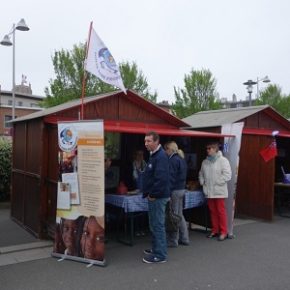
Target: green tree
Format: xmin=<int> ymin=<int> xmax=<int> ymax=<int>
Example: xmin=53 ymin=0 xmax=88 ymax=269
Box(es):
xmin=256 ymin=84 xmax=290 ymax=118
xmin=42 ymin=44 xmax=157 ymax=107
xmin=172 ymin=68 xmax=221 ymax=118
xmin=120 ymin=61 xmax=157 ymax=102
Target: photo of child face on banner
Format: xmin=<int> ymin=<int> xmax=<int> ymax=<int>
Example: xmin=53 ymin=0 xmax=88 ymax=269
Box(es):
xmin=54 ymin=215 xmax=104 ymax=262
xmin=61 ymin=218 xmax=80 ymax=256
xmin=80 ymin=216 xmax=105 ymax=261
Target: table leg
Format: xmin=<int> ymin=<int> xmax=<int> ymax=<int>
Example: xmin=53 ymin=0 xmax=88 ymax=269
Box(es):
xmin=277 ymin=190 xmax=290 ymax=218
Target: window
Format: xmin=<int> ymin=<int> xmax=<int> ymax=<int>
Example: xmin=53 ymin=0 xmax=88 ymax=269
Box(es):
xmin=8 ymin=100 xmax=12 ymax=106
xmin=18 ymin=101 xmax=23 ymax=106
xmin=4 ymin=115 xmax=12 ymax=128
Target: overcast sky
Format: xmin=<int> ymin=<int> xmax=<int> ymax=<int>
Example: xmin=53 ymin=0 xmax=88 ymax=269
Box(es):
xmin=1 ymin=0 xmax=290 ymax=104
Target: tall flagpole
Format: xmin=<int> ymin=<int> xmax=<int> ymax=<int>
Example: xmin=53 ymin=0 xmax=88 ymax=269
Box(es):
xmin=80 ymin=21 xmax=93 ymax=120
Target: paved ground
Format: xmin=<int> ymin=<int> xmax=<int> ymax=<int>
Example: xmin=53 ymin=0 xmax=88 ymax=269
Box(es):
xmin=0 ymin=204 xmax=53 ymax=266
xmin=1 ymin=203 xmax=290 ymax=290
xmin=0 ymin=204 xmax=40 ymax=247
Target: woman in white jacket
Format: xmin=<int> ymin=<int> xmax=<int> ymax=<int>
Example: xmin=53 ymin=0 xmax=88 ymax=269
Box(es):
xmin=199 ymin=142 xmax=232 ymax=241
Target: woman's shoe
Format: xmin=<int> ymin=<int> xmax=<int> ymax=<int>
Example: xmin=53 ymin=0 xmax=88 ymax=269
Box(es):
xmin=218 ymin=234 xmax=227 ymax=241
xmin=207 ymin=233 xmax=218 ymax=239
xmin=179 ymin=241 xmax=189 ymax=246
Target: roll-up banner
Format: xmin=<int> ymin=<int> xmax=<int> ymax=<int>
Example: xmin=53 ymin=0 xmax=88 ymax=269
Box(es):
xmin=222 ymin=122 xmax=244 ymax=238
xmin=52 ymin=120 xmax=105 ymax=266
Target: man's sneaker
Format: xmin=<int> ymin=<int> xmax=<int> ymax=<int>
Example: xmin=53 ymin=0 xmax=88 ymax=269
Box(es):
xmin=143 ymin=249 xmax=153 ymax=255
xmin=142 ymin=255 xmax=167 ymax=264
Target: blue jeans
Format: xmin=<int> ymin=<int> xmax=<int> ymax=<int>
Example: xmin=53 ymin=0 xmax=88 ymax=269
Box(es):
xmin=148 ymin=197 xmax=169 ymax=260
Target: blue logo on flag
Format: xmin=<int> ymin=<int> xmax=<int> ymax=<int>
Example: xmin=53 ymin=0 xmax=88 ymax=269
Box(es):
xmin=98 ymin=48 xmax=118 ymax=74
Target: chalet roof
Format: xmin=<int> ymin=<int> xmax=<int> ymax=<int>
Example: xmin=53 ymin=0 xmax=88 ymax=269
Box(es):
xmin=12 ymin=90 xmax=118 ymax=123
xmin=13 ymin=89 xmax=187 ymax=127
xmin=12 ymin=90 xmax=235 ymax=138
xmin=182 ymin=105 xmax=271 ymax=128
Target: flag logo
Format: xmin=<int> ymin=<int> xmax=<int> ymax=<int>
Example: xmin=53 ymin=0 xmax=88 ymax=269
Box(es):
xmin=58 ymin=125 xmax=78 ymax=152
xmin=98 ymin=48 xmax=118 ymax=74
xmin=85 ymin=26 xmax=126 ymax=94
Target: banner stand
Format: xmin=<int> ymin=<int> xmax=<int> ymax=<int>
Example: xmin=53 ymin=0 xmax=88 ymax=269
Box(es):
xmin=52 ymin=253 xmax=106 ymax=267
xmin=53 ymin=121 xmax=106 ymax=267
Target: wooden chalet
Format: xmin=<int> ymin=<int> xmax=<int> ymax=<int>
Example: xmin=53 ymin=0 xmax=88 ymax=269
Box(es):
xmin=11 ymin=90 xmax=230 ymax=238
xmin=183 ymin=105 xmax=290 ymax=221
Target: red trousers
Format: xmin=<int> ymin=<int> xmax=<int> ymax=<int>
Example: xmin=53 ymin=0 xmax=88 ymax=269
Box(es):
xmin=207 ymin=198 xmax=227 ymax=235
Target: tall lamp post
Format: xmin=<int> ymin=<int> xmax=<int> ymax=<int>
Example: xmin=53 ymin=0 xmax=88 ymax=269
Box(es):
xmin=256 ymin=75 xmax=271 ymax=99
xmin=243 ymin=79 xmax=257 ymax=106
xmin=0 ymin=18 xmax=30 ymax=120
xmin=243 ymin=76 xmax=271 ymax=107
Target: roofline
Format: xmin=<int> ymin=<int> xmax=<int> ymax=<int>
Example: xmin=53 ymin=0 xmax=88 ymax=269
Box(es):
xmin=183 ymin=105 xmax=290 ymax=131
xmin=0 ymin=105 xmax=42 ymax=111
xmin=0 ymin=89 xmax=44 ymax=100
xmin=263 ymin=106 xmax=290 ymax=130
xmin=193 ymin=105 xmax=270 ymax=115
xmin=10 ymin=90 xmax=188 ymax=128
xmin=11 ymin=90 xmax=122 ymax=123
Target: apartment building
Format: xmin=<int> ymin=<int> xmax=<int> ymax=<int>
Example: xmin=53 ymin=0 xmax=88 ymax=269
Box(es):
xmin=0 ymin=83 xmax=43 ymax=135
xmin=219 ymin=94 xmax=254 ymax=109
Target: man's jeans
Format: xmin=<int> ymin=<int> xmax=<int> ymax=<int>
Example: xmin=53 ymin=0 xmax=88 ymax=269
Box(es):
xmin=148 ymin=197 xmax=169 ymax=260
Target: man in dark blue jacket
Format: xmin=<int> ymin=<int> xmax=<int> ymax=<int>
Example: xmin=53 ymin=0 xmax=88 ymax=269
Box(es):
xmin=142 ymin=131 xmax=170 ymax=264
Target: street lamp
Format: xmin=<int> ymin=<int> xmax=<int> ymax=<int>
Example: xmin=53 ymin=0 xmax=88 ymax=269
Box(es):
xmin=256 ymin=75 xmax=271 ymax=99
xmin=0 ymin=18 xmax=30 ymax=120
xmin=243 ymin=79 xmax=257 ymax=106
xmin=243 ymin=76 xmax=271 ymax=107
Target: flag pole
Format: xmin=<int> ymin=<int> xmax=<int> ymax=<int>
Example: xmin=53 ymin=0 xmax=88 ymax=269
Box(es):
xmin=80 ymin=21 xmax=93 ymax=120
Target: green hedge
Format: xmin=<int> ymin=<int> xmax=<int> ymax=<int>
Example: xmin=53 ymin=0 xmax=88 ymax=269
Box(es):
xmin=0 ymin=137 xmax=12 ymax=200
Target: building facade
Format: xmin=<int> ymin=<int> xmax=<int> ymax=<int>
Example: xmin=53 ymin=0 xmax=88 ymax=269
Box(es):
xmin=0 ymin=84 xmax=43 ymax=135
xmin=219 ymin=94 xmax=254 ymax=109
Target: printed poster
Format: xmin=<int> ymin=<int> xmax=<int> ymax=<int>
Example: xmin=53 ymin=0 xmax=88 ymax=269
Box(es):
xmin=53 ymin=121 xmax=105 ymax=266
xmin=62 ymin=172 xmax=80 ymax=205
xmin=57 ymin=182 xmax=71 ymax=210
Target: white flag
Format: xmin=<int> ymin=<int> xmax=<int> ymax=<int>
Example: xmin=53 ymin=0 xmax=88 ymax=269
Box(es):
xmin=85 ymin=27 xmax=126 ymax=94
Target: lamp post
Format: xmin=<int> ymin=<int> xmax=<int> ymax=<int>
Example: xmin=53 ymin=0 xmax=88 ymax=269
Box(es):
xmin=256 ymin=75 xmax=271 ymax=99
xmin=243 ymin=76 xmax=271 ymax=107
xmin=0 ymin=18 xmax=30 ymax=120
xmin=243 ymin=79 xmax=257 ymax=106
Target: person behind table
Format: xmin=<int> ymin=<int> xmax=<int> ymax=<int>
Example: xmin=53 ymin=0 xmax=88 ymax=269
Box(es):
xmin=132 ymin=149 xmax=147 ymax=190
xmin=164 ymin=141 xmax=189 ymax=247
xmin=131 ymin=149 xmax=147 ymax=236
xmin=142 ymin=131 xmax=170 ymax=264
xmin=80 ymin=215 xmax=105 ymax=261
xmin=59 ymin=216 xmax=84 ymax=256
xmin=198 ymin=141 xmax=232 ymax=241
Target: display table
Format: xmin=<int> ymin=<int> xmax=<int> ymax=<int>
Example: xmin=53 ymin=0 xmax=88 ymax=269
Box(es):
xmin=105 ymin=190 xmax=204 ymax=212
xmin=274 ymin=182 xmax=290 ymax=217
xmin=105 ymin=191 xmax=205 ymax=245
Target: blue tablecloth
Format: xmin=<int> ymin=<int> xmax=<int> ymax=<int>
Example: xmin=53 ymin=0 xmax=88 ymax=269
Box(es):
xmin=105 ymin=190 xmax=205 ymax=213
xmin=184 ymin=190 xmax=205 ymax=210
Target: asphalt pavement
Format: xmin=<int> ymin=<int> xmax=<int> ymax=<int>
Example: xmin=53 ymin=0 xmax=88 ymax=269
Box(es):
xmin=1 ymin=203 xmax=290 ymax=290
